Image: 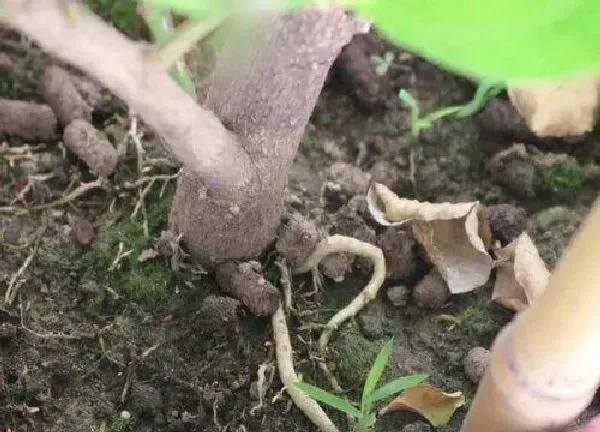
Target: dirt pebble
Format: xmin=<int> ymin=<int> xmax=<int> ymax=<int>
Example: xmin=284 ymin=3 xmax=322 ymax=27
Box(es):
xmin=486 ymin=204 xmax=527 ymax=245
xmin=40 ymin=65 xmax=92 ymax=126
xmin=412 ymin=270 xmax=450 ymax=309
xmin=324 ymin=162 xmax=370 ymax=207
xmin=464 ymin=346 xmax=491 ymax=384
xmin=70 ymin=216 xmax=96 ymax=246
xmin=215 ymin=262 xmax=280 ymax=316
xmin=275 ymin=213 xmax=320 ymax=269
xmin=0 ymin=99 xmax=57 ymax=140
xmin=377 ymin=227 xmax=415 ymax=279
xmin=63 ymin=119 xmax=119 ymax=177
xmin=2 ymin=218 xmax=23 ymax=245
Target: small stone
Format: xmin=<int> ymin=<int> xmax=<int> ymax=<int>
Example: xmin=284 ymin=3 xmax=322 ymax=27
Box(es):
xmin=386 ymin=285 xmax=409 ymax=307
xmin=486 ymin=204 xmax=527 ymax=245
xmin=465 ymin=346 xmax=491 ymax=384
xmin=412 ymin=271 xmax=450 ymax=309
xmin=70 ymin=216 xmax=96 ymax=246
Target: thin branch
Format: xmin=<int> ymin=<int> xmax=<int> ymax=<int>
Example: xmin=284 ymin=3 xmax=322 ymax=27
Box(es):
xmin=2 ymin=0 xmax=252 ymax=186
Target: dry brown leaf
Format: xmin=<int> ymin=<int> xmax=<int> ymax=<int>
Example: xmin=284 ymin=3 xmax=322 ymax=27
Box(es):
xmin=492 ymin=232 xmax=550 ymax=311
xmin=367 ymin=183 xmax=492 ymax=294
xmin=379 ymin=383 xmax=465 ymax=426
xmin=508 ymin=74 xmax=600 ymax=137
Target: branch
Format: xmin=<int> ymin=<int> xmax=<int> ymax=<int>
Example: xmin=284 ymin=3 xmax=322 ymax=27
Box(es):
xmin=1 ymin=0 xmax=252 ymax=187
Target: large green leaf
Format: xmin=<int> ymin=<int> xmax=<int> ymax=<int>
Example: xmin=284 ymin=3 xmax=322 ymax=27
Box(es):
xmin=351 ymin=0 xmax=600 ymax=81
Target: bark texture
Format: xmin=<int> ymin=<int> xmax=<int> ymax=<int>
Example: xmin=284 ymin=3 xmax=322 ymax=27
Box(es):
xmin=170 ymin=10 xmax=367 ymax=264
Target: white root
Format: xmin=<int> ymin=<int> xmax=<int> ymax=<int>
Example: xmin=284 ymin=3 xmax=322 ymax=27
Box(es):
xmin=294 ymin=234 xmax=386 ymax=351
xmin=271 ymin=235 xmax=385 ymax=431
xmin=272 ymin=305 xmax=339 ymax=432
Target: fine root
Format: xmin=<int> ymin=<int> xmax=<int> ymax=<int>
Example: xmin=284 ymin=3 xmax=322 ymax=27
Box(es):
xmin=272 ymin=304 xmax=339 ymax=432
xmin=294 ymin=234 xmax=386 ymax=352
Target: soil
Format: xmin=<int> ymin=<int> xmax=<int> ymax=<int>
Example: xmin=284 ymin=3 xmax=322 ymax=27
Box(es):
xmin=1 ymin=20 xmax=600 ymax=432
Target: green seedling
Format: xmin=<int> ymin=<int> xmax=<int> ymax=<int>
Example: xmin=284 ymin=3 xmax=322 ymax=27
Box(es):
xmin=399 ymin=79 xmax=505 ymax=137
xmin=370 ymin=52 xmax=395 ymax=76
xmin=294 ymin=338 xmax=428 ymax=431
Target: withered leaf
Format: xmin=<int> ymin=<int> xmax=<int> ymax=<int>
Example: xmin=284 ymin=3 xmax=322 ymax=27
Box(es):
xmin=378 ymin=383 xmax=465 ymax=426
xmin=508 ymin=74 xmax=600 ymax=137
xmin=492 ymin=232 xmax=549 ymax=311
xmin=367 ymin=183 xmax=492 ymax=293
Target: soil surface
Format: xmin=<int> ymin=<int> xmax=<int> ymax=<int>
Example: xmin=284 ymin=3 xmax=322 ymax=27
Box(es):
xmin=1 ymin=16 xmax=600 ymax=432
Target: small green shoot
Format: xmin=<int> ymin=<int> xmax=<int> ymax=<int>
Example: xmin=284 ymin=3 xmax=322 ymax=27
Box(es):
xmin=294 ymin=338 xmax=428 ymax=431
xmin=399 ymin=79 xmax=505 ymax=137
xmin=141 ymin=4 xmax=197 ymax=99
xmin=370 ymin=52 xmax=395 ymax=76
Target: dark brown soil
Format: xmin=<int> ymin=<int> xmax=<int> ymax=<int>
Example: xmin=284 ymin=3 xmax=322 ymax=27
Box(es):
xmin=0 ymin=24 xmax=599 ymax=432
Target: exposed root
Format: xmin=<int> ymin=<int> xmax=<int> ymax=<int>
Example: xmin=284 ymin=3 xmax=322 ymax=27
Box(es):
xmin=5 ymin=239 xmax=39 ymax=305
xmin=294 ymin=234 xmax=386 ymax=352
xmin=29 ymin=177 xmax=107 ymax=211
xmin=276 ymin=259 xmax=293 ymax=312
xmin=272 ymin=304 xmax=339 ymax=432
xmin=109 ymin=242 xmax=133 ymax=271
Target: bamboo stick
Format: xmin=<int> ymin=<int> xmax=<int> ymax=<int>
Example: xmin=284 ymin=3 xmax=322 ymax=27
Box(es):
xmin=461 ymin=197 xmax=600 ymax=432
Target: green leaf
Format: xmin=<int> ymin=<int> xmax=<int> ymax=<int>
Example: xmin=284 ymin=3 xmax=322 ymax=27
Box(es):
xmin=351 ymin=0 xmax=600 ymax=81
xmin=367 ymin=374 xmax=429 ymax=403
xmin=294 ymin=381 xmax=362 ymax=418
xmin=362 ymin=338 xmax=394 ymax=411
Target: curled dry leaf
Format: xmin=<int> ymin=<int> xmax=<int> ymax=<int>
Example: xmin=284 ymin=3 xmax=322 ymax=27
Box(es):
xmin=367 ymin=183 xmax=492 ymax=293
xmin=492 ymin=232 xmax=550 ymax=311
xmin=379 ymin=383 xmax=465 ymax=426
xmin=508 ymin=74 xmax=600 ymax=137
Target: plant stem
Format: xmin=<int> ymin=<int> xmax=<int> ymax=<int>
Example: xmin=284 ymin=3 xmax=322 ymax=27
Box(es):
xmin=152 ymin=14 xmax=225 ymax=70
xmin=140 ymin=5 xmax=198 ymax=99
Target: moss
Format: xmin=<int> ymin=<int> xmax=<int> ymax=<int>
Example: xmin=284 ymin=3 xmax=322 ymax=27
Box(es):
xmin=457 ymin=298 xmax=503 ymax=345
xmin=75 ymin=191 xmax=175 ymax=310
xmin=107 ymin=412 xmax=137 ymax=432
xmin=536 ymin=160 xmax=583 ymax=199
